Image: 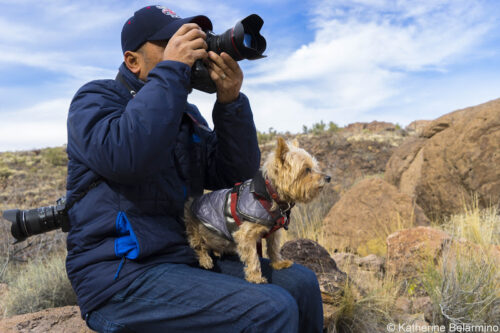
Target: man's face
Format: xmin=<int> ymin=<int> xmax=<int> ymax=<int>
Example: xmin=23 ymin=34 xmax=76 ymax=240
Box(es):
xmin=134 ymin=40 xmax=168 ymax=81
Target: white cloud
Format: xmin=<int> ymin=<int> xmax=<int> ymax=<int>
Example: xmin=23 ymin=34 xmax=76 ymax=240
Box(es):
xmin=242 ymin=0 xmax=498 ymax=132
xmin=0 ymin=99 xmax=69 ymax=151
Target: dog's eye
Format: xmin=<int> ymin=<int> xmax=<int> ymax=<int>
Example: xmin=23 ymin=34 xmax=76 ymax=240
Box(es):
xmin=305 ymin=168 xmax=311 ymax=173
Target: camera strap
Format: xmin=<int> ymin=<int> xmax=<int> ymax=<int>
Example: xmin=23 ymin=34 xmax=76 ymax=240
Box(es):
xmin=64 ymin=180 xmax=102 ymax=213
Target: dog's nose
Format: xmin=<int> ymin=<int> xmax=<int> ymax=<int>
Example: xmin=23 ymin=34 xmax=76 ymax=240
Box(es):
xmin=324 ymin=175 xmax=331 ymax=183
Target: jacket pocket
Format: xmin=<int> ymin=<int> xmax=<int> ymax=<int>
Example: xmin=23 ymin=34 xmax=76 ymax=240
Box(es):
xmin=114 ymin=211 xmax=140 ymax=259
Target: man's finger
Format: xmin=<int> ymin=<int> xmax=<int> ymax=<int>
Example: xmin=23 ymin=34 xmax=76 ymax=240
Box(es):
xmin=173 ymin=23 xmax=201 ymax=38
xmin=208 ymin=61 xmax=225 ymax=79
xmin=208 ymin=51 xmax=232 ymax=74
xmin=181 ymin=27 xmax=206 ymax=41
xmin=193 ymin=49 xmax=208 ymax=61
xmin=188 ymin=38 xmax=207 ymax=51
xmin=220 ymin=52 xmax=240 ymax=73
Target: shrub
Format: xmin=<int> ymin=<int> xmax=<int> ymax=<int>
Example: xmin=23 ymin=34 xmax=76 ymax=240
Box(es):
xmin=423 ymin=202 xmax=500 ymax=326
xmin=257 ymin=127 xmax=278 ymax=144
xmin=328 ymin=121 xmax=340 ymax=133
xmin=41 ymin=147 xmax=68 ymax=167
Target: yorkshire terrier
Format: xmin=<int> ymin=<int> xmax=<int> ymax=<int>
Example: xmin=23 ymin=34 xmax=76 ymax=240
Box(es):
xmin=184 ymin=137 xmax=331 ymax=283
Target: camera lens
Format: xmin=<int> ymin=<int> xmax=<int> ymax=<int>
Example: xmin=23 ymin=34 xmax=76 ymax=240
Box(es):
xmin=243 ymin=34 xmax=253 ymax=48
xmin=3 ymin=205 xmax=68 ymax=243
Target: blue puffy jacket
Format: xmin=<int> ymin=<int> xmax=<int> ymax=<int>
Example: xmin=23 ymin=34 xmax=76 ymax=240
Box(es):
xmin=65 ymin=60 xmax=260 ymax=317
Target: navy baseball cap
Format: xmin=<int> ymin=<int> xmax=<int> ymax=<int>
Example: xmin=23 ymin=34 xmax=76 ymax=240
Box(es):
xmin=121 ymin=5 xmax=212 ymax=54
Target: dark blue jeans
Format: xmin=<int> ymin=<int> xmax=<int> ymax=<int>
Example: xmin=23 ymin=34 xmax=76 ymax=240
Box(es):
xmin=86 ymin=255 xmax=323 ymax=333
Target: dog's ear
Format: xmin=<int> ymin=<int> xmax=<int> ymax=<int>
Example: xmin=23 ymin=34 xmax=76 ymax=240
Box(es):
xmin=275 ymin=137 xmax=289 ymax=163
xmin=291 ymin=138 xmax=299 ymax=148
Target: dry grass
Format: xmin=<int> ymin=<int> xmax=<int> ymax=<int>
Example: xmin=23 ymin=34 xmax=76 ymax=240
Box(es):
xmin=329 ymin=278 xmax=397 ymax=333
xmin=423 ymin=201 xmax=500 ymax=326
xmin=1 ymin=251 xmax=76 ymax=317
xmin=286 ymin=184 xmax=338 ymax=248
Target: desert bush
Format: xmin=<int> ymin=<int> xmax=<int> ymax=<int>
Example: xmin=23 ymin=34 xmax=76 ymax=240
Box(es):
xmin=328 ymin=121 xmax=340 ymax=133
xmin=257 ymin=127 xmax=279 ymax=144
xmin=41 ymin=147 xmax=68 ymax=167
xmin=1 ymin=251 xmax=76 ymax=317
xmin=442 ymin=198 xmax=499 ymax=246
xmin=302 ymin=120 xmax=341 ymax=135
xmin=423 ymin=202 xmax=500 ymax=326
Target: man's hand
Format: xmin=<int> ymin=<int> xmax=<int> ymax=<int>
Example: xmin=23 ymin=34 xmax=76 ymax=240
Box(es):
xmin=163 ymin=23 xmax=208 ymax=67
xmin=207 ymin=51 xmax=243 ymax=104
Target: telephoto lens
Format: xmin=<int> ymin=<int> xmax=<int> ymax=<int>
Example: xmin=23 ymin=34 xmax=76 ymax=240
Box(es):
xmin=2 ymin=198 xmax=68 ymax=243
xmin=190 ymin=14 xmax=267 ymax=93
xmin=205 ymin=14 xmax=267 ymax=61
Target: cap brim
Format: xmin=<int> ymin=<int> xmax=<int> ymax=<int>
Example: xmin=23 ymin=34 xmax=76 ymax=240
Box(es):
xmin=149 ymin=15 xmax=212 ymax=41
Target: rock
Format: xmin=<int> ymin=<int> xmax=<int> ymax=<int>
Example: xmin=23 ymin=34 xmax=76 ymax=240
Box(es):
xmin=0 ymin=306 xmax=91 ymax=333
xmin=385 ymin=98 xmax=500 ymax=220
xmin=321 ymin=178 xmax=430 ymax=254
xmin=386 ymin=226 xmax=452 ymax=282
xmin=331 ymin=253 xmax=356 ymax=270
xmin=394 ymin=296 xmax=435 ymax=325
xmin=412 ymin=296 xmax=434 ymax=323
xmin=345 ymin=121 xmax=398 ymax=133
xmin=330 ymin=252 xmax=385 ymax=292
xmin=405 ymin=120 xmax=431 ymax=135
xmin=394 ymin=296 xmax=412 ymax=314
xmin=280 ymin=239 xmax=348 ymax=295
xmin=354 ymin=254 xmax=385 ymax=273
xmin=281 ymin=239 xmax=349 ymax=329
xmin=280 ymin=238 xmax=341 ymax=274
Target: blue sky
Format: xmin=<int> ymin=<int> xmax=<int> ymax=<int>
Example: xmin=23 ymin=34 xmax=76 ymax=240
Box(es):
xmin=1 ymin=0 xmax=500 ymax=151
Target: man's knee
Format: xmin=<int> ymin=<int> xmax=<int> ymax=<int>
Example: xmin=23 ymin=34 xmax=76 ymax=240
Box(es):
xmin=282 ymin=263 xmax=321 ymax=298
xmin=246 ymin=285 xmax=299 ymax=331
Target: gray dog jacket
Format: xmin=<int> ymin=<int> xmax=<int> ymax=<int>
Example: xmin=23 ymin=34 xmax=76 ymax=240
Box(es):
xmin=190 ymin=173 xmax=290 ymax=241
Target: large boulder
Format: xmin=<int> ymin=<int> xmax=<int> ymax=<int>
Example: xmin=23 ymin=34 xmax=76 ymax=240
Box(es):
xmin=321 ymin=178 xmax=430 ymax=254
xmin=385 ymin=98 xmax=500 ymax=220
xmin=386 ymin=226 xmax=452 ymax=282
xmin=405 ymin=120 xmax=432 ymax=136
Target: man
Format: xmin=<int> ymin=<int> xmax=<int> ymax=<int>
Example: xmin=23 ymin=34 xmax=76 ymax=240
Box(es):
xmin=66 ymin=5 xmax=323 ymax=332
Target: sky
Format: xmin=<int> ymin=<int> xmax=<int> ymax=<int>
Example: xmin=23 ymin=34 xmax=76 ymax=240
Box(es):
xmin=1 ymin=0 xmax=500 ymax=152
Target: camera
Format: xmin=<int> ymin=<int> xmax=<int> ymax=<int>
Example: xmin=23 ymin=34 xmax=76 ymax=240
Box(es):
xmin=191 ymin=14 xmax=267 ymax=93
xmin=2 ymin=197 xmax=69 ymax=243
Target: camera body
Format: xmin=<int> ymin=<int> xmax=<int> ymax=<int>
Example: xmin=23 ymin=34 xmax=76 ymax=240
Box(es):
xmin=191 ymin=14 xmax=267 ymax=93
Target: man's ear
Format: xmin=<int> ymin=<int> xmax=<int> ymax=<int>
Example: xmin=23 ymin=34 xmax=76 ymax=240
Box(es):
xmin=275 ymin=137 xmax=289 ymax=163
xmin=124 ymin=51 xmax=141 ymax=75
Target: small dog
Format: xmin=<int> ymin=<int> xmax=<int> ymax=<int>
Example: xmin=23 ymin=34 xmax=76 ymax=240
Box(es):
xmin=184 ymin=137 xmax=331 ymax=283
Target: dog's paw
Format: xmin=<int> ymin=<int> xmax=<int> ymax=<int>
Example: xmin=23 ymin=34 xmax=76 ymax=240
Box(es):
xmin=271 ymin=260 xmax=293 ymax=270
xmin=245 ymin=272 xmax=268 ymax=284
xmin=246 ymin=276 xmax=268 ymax=284
xmin=199 ymin=256 xmax=214 ymax=269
